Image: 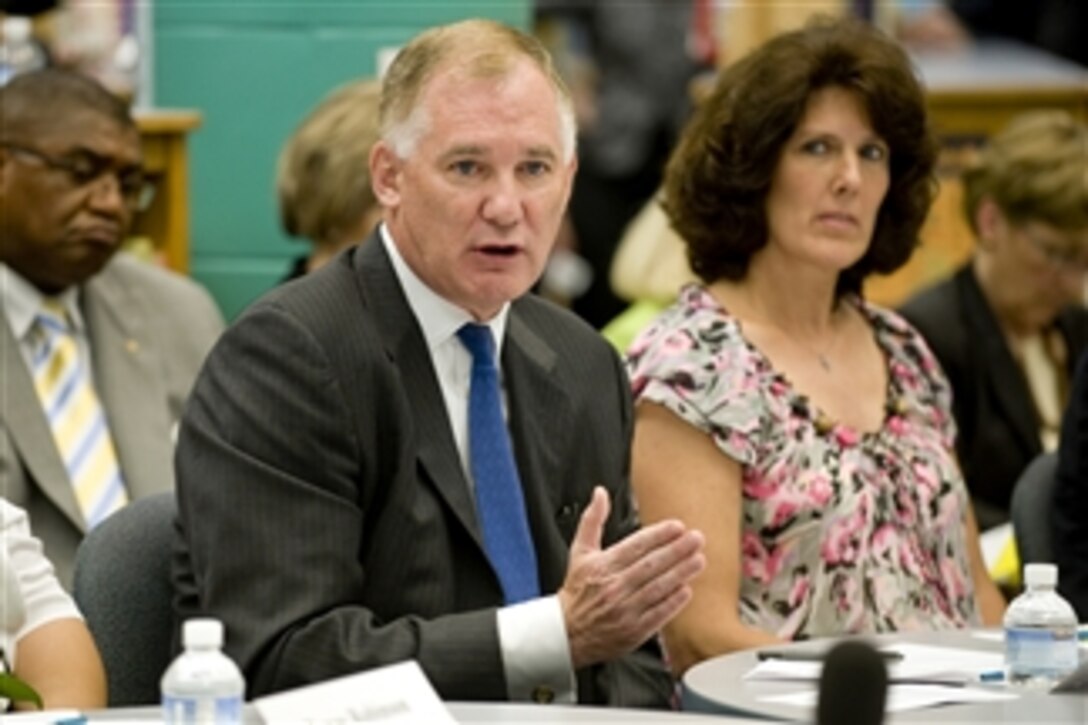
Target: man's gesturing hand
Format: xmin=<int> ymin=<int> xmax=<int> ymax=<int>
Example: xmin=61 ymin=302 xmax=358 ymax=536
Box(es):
xmin=558 ymin=486 xmax=705 ymax=669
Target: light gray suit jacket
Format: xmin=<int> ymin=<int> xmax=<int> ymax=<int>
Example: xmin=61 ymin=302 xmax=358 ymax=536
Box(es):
xmin=173 ymin=236 xmax=673 ymax=706
xmin=1 ymin=253 xmax=223 ymax=587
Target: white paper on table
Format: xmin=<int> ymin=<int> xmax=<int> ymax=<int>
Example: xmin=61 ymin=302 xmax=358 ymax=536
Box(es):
xmin=744 ymin=658 xmax=824 ymax=681
xmin=744 ymin=643 xmax=1006 ymax=686
xmin=888 ymin=643 xmax=1005 ymax=682
xmin=254 ymin=660 xmax=456 ymax=724
xmin=760 ymin=683 xmax=1019 ymax=713
xmin=1 ymin=711 xmax=84 ymax=724
xmin=972 ymin=630 xmax=1004 ymax=642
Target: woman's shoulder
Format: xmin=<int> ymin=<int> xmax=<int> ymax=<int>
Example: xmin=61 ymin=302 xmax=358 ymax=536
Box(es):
xmin=626 ymin=285 xmax=764 ymax=387
xmin=856 ymin=297 xmax=942 ymax=363
xmin=857 ymin=297 xmax=954 ymax=407
xmin=857 ymin=297 xmax=919 ymax=337
xmin=627 ymin=285 xmax=773 ymax=395
xmin=628 ymin=285 xmax=742 ymax=354
xmin=624 ymin=285 xmax=774 ymax=465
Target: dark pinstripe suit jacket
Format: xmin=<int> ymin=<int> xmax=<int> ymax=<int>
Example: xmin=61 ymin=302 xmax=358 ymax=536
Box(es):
xmin=172 ymin=234 xmax=672 ymax=705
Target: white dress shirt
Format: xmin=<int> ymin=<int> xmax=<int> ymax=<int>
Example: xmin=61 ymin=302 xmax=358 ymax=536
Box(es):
xmin=1 ymin=264 xmax=89 ymax=381
xmin=379 ymin=226 xmax=576 ymax=702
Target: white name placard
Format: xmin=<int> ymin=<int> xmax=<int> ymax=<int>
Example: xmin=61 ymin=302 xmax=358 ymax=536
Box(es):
xmin=254 ymin=660 xmax=456 ymax=724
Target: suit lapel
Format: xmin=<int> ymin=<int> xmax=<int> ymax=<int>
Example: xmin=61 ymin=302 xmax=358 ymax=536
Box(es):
xmin=355 ymin=240 xmax=484 ymax=552
xmin=83 ymin=268 xmax=176 ymax=498
xmin=958 ymin=268 xmax=1040 ymax=455
xmin=0 ymin=313 xmax=84 ymax=529
xmin=504 ymin=308 xmax=573 ymax=593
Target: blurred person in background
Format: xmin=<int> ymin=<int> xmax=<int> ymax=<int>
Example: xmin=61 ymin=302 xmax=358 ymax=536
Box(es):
xmin=1054 ymin=352 xmax=1088 ymax=620
xmin=0 ymin=0 xmax=56 ymax=13
xmin=944 ymin=0 xmax=1088 ymax=67
xmin=0 ymin=69 xmax=223 ymax=588
xmin=895 ymin=1 xmax=1088 ymax=66
xmin=0 ymin=497 xmax=105 ymax=710
xmin=626 ymin=17 xmax=1005 ymax=675
xmin=276 ymin=78 xmax=383 ymax=283
xmin=534 ymin=0 xmax=711 ymax=327
xmin=901 ymin=111 xmax=1088 ymax=531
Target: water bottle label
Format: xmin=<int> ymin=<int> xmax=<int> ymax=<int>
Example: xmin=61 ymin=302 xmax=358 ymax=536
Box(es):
xmin=162 ymin=694 xmax=243 ymax=724
xmin=1005 ymin=627 xmax=1078 ymax=676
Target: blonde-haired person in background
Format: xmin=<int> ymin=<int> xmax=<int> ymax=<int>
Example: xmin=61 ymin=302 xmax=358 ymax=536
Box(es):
xmin=601 ymin=194 xmax=696 ymax=353
xmin=901 ymin=111 xmax=1088 ymax=532
xmin=1 ymin=499 xmax=105 ymax=710
xmin=276 ymin=78 xmax=384 ymax=282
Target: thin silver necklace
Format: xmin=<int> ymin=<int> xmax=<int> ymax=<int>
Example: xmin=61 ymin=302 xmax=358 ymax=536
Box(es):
xmin=728 ymin=283 xmax=842 ymax=372
xmin=791 ymin=311 xmax=842 ymax=373
xmin=795 ymin=338 xmax=834 ymax=373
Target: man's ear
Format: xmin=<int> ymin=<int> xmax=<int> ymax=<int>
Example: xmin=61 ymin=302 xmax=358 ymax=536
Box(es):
xmin=369 ymin=141 xmax=402 ymax=209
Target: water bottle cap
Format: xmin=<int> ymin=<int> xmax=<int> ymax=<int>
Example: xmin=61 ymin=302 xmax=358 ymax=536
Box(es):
xmin=1024 ymin=562 xmax=1058 ymax=587
xmin=183 ymin=618 xmax=224 ymax=649
xmin=2 ymin=17 xmax=32 ymax=42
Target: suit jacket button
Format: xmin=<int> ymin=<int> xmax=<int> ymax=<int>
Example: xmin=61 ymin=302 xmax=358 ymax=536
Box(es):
xmin=531 ymin=685 xmax=555 ymax=703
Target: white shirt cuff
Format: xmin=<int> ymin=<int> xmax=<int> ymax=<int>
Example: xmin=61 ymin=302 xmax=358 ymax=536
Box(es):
xmin=496 ymin=595 xmax=576 ymax=703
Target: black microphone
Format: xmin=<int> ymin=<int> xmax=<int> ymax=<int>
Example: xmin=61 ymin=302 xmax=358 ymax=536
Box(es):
xmin=1052 ymin=657 xmax=1088 ymax=694
xmin=816 ymin=640 xmax=888 ymax=725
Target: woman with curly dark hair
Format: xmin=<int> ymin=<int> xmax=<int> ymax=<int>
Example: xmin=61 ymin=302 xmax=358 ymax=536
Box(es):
xmin=625 ymin=16 xmax=1005 ymax=675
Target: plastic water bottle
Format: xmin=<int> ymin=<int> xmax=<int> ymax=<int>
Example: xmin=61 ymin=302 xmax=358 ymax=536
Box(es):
xmin=0 ymin=16 xmax=47 ymax=86
xmin=1004 ymin=563 xmax=1079 ymax=688
xmin=161 ymin=618 xmax=245 ymax=724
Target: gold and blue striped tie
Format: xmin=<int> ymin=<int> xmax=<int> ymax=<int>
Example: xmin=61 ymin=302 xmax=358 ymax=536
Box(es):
xmin=30 ymin=300 xmax=128 ymax=528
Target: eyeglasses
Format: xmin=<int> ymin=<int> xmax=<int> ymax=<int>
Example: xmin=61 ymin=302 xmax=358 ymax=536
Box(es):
xmin=1 ymin=141 xmax=155 ymax=211
xmin=1020 ymin=226 xmax=1088 ymax=274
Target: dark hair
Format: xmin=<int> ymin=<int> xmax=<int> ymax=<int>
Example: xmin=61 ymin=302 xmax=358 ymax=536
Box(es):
xmin=663 ymin=16 xmax=938 ymax=297
xmin=0 ymin=68 xmax=134 ymax=140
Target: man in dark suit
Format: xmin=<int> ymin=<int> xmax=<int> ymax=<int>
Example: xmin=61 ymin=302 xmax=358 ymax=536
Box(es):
xmin=947 ymin=0 xmax=1088 ymax=67
xmin=900 ymin=111 xmax=1088 ymax=530
xmin=0 ymin=69 xmax=223 ymax=588
xmin=1054 ymin=352 xmax=1088 ymax=620
xmin=173 ymin=19 xmax=705 ymax=706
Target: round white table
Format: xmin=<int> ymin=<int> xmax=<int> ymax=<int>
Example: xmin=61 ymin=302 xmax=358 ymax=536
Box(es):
xmin=449 ymin=701 xmax=755 ymax=723
xmin=681 ymin=629 xmax=1088 ymax=723
xmin=85 ymin=701 xmax=754 ymax=724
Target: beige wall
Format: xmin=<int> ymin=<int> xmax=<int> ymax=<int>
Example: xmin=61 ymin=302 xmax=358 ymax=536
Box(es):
xmin=717 ymin=1 xmax=898 ymax=65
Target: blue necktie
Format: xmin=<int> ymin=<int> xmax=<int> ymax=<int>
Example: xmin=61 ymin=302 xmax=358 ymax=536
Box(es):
xmin=457 ymin=323 xmax=540 ymax=604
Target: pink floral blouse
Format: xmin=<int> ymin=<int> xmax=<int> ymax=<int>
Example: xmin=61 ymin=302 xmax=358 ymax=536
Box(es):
xmin=627 ymin=285 xmax=979 ymax=639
